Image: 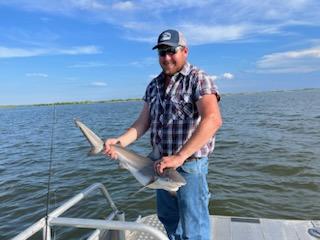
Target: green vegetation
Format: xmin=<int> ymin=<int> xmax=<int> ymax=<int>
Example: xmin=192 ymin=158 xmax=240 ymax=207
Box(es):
xmin=0 ymin=98 xmax=142 ymax=108
xmin=1 ymin=88 xmax=319 ymax=109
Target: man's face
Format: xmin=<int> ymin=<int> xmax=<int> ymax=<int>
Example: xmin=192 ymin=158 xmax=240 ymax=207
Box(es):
xmin=158 ymin=45 xmax=188 ymax=76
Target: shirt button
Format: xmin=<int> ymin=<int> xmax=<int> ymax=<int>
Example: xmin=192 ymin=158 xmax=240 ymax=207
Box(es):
xmin=159 ymin=115 xmax=163 ymax=123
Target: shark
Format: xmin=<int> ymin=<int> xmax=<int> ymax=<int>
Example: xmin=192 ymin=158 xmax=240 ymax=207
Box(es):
xmin=75 ymin=119 xmax=186 ymax=192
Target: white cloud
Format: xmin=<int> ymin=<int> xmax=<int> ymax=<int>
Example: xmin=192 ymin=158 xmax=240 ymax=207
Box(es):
xmin=70 ymin=0 xmax=107 ymax=10
xmin=1 ymin=0 xmax=320 ymax=45
xmin=211 ymin=75 xmax=218 ymax=81
xmin=112 ymin=1 xmax=135 ymax=11
xmin=69 ymin=61 xmax=108 ymax=68
xmin=222 ymin=73 xmax=234 ymax=80
xmin=5 ymin=0 xmax=108 ymax=12
xmin=55 ymin=46 xmax=101 ymax=55
xmin=0 ymin=47 xmax=45 ymax=58
xmin=26 ymin=72 xmax=48 ymax=78
xmin=130 ymin=57 xmax=156 ymax=67
xmin=256 ymin=46 xmax=320 ymax=73
xmin=181 ymin=24 xmax=250 ymax=44
xmin=0 ymin=45 xmax=101 ymax=58
xmin=211 ymin=73 xmax=235 ymax=81
xmin=119 ymin=0 xmax=320 ymax=44
xmin=91 ymin=81 xmax=107 ymax=87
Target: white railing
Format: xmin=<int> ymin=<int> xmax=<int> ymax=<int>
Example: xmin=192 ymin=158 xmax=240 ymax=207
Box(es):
xmin=11 ymin=183 xmax=168 ymax=240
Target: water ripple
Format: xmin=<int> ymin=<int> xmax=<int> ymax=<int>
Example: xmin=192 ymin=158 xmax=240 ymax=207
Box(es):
xmin=1 ymin=90 xmax=320 ymax=239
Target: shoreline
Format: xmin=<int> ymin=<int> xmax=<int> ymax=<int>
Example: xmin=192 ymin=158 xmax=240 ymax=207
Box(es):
xmin=1 ymin=87 xmax=319 ymax=108
xmin=0 ymin=98 xmax=142 ymax=108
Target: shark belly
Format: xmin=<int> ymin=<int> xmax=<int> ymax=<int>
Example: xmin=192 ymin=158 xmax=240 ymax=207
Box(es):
xmin=120 ymin=161 xmax=154 ymax=186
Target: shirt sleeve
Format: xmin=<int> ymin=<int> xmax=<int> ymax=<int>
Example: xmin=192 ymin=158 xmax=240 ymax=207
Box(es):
xmin=193 ymin=70 xmax=220 ymax=102
xmin=143 ymin=80 xmax=154 ymax=103
xmin=142 ymin=89 xmax=148 ymax=103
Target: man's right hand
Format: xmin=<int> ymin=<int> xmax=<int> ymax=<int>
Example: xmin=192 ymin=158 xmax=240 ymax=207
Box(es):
xmin=104 ymin=138 xmax=120 ymax=159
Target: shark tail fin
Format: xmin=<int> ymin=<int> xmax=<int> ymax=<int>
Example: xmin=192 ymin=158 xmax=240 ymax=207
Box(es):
xmin=74 ymin=119 xmax=105 ymax=156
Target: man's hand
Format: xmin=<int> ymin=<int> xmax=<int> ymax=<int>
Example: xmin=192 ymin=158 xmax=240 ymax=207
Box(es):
xmin=154 ymin=154 xmax=186 ymax=175
xmin=104 ymin=138 xmax=120 ymax=159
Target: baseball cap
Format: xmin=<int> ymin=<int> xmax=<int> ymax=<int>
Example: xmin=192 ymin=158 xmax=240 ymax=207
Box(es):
xmin=152 ymin=29 xmax=187 ymax=50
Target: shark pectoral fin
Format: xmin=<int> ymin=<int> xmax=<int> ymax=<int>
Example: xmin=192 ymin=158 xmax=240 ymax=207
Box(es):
xmin=128 ymin=185 xmax=149 ymax=198
xmin=119 ymin=161 xmax=128 ymax=169
xmin=88 ymin=146 xmax=103 ymax=156
xmin=143 ymin=177 xmax=159 ymax=190
xmin=129 ymin=181 xmax=155 ymax=198
xmin=136 ymin=185 xmax=148 ymax=194
xmin=145 ymin=180 xmax=178 ymax=194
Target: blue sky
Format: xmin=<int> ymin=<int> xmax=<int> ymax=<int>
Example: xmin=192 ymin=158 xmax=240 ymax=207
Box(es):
xmin=0 ymin=0 xmax=320 ymax=105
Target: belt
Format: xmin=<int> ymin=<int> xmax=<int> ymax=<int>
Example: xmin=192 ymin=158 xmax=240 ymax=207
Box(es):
xmin=160 ymin=155 xmax=203 ymax=162
xmin=185 ymin=156 xmax=202 ymax=162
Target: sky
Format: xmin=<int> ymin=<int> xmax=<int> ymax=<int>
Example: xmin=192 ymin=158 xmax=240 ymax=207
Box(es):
xmin=0 ymin=0 xmax=320 ymax=105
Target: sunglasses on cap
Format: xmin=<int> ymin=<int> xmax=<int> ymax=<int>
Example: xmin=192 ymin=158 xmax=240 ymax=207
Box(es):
xmin=158 ymin=46 xmax=183 ymax=57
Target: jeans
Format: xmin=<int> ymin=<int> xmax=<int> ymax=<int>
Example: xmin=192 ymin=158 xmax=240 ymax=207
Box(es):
xmin=156 ymin=157 xmax=211 ymax=240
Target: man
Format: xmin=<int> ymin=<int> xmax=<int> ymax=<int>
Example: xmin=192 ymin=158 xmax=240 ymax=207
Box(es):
xmin=105 ymin=29 xmax=222 ymax=240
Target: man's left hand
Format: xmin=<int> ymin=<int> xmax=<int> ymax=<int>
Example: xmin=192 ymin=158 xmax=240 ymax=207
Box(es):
xmin=154 ymin=154 xmax=186 ymax=175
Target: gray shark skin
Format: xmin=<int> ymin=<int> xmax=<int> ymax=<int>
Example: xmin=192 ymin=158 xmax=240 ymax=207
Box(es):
xmin=75 ymin=119 xmax=186 ymax=192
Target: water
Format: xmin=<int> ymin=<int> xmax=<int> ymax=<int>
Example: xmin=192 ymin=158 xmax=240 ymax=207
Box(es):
xmin=1 ymin=89 xmax=320 ymax=239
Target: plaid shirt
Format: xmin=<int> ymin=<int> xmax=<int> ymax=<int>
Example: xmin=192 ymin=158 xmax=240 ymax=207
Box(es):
xmin=143 ymin=62 xmax=220 ymax=158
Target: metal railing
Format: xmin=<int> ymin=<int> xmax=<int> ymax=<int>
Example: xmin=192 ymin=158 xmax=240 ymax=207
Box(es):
xmin=11 ymin=183 xmax=168 ymax=240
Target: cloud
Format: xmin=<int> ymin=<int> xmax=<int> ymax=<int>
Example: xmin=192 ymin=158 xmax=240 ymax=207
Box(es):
xmin=180 ymin=24 xmax=250 ymax=44
xmin=129 ymin=57 xmax=157 ymax=67
xmin=116 ymin=0 xmax=320 ymax=44
xmin=0 ymin=0 xmax=107 ymax=13
xmin=0 ymin=47 xmax=45 ymax=58
xmin=112 ymin=1 xmax=135 ymax=11
xmin=256 ymin=46 xmax=320 ymax=73
xmin=26 ymin=72 xmax=48 ymax=78
xmin=0 ymin=45 xmax=101 ymax=58
xmin=69 ymin=61 xmax=108 ymax=68
xmin=70 ymin=0 xmax=107 ymax=10
xmin=91 ymin=81 xmax=107 ymax=87
xmin=211 ymin=73 xmax=235 ymax=81
xmin=1 ymin=0 xmax=320 ymax=45
xmin=211 ymin=75 xmax=218 ymax=81
xmin=223 ymin=73 xmax=234 ymax=80
xmin=55 ymin=46 xmax=101 ymax=55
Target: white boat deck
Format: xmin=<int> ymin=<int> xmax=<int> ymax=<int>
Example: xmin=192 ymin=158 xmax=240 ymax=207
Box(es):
xmin=12 ymin=183 xmax=320 ymax=240
xmin=127 ymin=214 xmax=320 ymax=240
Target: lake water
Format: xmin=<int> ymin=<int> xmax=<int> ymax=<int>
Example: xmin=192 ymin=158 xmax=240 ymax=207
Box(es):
xmin=1 ymin=89 xmax=320 ymax=239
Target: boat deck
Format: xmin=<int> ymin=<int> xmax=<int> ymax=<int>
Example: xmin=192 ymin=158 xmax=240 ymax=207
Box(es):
xmin=12 ymin=183 xmax=320 ymax=240
xmin=127 ymin=214 xmax=320 ymax=240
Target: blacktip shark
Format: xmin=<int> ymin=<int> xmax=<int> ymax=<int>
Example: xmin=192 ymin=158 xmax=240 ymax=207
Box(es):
xmin=75 ymin=119 xmax=186 ymax=192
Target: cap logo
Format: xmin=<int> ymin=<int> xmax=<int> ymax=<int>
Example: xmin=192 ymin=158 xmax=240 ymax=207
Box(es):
xmin=160 ymin=32 xmax=171 ymax=41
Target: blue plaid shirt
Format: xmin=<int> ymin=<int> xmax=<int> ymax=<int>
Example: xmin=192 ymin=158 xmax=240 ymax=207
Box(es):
xmin=143 ymin=62 xmax=220 ymax=158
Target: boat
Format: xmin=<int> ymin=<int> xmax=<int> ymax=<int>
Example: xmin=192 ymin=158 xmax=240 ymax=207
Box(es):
xmin=12 ymin=183 xmax=320 ymax=240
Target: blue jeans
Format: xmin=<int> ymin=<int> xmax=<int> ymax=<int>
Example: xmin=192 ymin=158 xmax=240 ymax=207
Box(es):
xmin=156 ymin=157 xmax=211 ymax=240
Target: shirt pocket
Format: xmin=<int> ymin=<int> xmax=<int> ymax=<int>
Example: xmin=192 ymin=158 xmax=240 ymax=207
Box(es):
xmin=171 ymin=93 xmax=194 ymax=120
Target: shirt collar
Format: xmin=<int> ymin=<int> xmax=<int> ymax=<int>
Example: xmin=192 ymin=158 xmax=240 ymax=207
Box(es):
xmin=179 ymin=62 xmax=191 ymax=76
